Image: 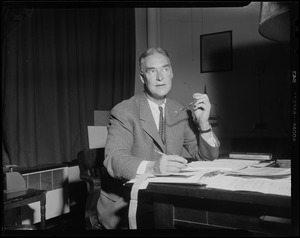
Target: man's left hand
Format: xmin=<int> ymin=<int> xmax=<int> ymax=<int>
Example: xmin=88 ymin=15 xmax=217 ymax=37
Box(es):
xmin=192 ymin=93 xmax=211 ymax=130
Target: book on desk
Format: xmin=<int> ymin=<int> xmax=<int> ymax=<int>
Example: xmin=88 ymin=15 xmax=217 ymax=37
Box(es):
xmin=228 ymin=152 xmax=273 ymax=160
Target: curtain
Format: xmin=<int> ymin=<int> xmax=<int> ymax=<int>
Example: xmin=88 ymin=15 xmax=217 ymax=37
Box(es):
xmin=2 ymin=8 xmax=136 ymax=167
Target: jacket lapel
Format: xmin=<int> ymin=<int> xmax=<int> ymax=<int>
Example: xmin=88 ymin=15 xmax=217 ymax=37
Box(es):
xmin=138 ymin=93 xmax=165 ymax=150
xmin=166 ymin=100 xmax=181 ymax=127
xmin=165 ymin=100 xmax=184 ymax=152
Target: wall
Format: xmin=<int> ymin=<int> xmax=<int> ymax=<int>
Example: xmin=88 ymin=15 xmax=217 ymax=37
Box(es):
xmin=135 ymin=3 xmax=291 ymax=155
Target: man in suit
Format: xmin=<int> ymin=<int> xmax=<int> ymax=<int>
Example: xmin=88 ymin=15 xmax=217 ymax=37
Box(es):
xmin=97 ymin=48 xmax=220 ymax=229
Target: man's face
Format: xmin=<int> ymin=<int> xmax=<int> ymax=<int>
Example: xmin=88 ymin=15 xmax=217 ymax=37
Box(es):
xmin=140 ymin=53 xmax=173 ymax=101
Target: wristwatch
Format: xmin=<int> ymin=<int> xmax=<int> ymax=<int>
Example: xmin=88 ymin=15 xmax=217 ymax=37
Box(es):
xmin=199 ymin=126 xmax=212 ymax=134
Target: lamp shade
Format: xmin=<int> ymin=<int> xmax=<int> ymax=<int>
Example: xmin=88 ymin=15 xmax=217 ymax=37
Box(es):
xmin=258 ymin=2 xmax=290 ymax=43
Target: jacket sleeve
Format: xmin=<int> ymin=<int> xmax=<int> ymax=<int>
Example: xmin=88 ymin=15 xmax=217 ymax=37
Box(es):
xmin=104 ymin=103 xmax=142 ymax=181
xmin=183 ymin=112 xmax=220 ymax=161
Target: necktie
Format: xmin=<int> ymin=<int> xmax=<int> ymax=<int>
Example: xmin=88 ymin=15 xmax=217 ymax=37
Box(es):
xmin=158 ymin=106 xmax=164 ymax=143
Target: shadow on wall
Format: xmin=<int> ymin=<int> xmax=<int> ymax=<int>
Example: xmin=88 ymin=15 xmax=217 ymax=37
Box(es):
xmin=211 ymin=41 xmax=290 ymax=139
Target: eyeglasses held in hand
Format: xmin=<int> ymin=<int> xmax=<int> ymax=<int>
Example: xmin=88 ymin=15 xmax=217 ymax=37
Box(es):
xmin=175 ymin=99 xmax=197 ymax=114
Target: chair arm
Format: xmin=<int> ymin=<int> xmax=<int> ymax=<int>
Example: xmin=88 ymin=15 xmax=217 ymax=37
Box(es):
xmin=80 ymin=174 xmax=101 ymax=188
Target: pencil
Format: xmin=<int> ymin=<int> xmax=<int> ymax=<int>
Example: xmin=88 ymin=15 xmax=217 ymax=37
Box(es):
xmin=154 ymin=150 xmax=187 ymax=167
xmin=154 ymin=150 xmax=166 ymax=156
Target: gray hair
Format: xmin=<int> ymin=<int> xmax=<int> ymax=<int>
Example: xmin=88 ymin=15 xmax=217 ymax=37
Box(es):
xmin=139 ymin=48 xmax=170 ymax=72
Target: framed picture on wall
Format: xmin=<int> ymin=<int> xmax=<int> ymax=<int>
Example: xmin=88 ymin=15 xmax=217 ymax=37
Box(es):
xmin=200 ymin=31 xmax=232 ymax=73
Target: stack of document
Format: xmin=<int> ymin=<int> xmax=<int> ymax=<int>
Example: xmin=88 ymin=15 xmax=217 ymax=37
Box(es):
xmin=128 ymin=159 xmax=291 ymax=196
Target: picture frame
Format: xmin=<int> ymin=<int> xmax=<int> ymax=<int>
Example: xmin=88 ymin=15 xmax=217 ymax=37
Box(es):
xmin=200 ymin=31 xmax=232 ymax=73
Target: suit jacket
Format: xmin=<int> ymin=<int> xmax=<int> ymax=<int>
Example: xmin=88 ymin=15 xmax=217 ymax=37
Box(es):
xmin=97 ymin=92 xmax=220 ymax=229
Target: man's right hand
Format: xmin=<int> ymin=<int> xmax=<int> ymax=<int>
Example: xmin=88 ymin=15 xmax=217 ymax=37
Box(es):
xmin=148 ymin=154 xmax=187 ymax=174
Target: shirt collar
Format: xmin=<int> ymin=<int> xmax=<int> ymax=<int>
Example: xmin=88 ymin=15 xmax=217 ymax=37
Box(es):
xmin=146 ymin=97 xmax=166 ymax=111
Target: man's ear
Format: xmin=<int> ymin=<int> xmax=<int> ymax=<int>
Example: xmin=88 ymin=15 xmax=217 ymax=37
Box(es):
xmin=139 ymin=73 xmax=145 ymax=84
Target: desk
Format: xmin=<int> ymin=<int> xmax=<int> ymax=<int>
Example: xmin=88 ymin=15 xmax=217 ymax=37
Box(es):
xmin=3 ymin=189 xmax=47 ymax=230
xmin=143 ymin=183 xmax=291 ymax=236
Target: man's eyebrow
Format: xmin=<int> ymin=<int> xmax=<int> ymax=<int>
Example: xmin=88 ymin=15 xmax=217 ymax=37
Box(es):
xmin=145 ymin=64 xmax=170 ymax=70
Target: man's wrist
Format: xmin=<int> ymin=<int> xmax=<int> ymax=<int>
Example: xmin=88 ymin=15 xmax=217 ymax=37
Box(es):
xmin=198 ymin=121 xmax=211 ymax=133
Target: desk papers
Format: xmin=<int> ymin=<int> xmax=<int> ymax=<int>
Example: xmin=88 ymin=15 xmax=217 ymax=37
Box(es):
xmin=202 ymin=174 xmax=291 ymax=196
xmin=127 ymin=159 xmax=291 ymax=196
xmin=202 ymin=167 xmax=291 ymax=196
xmin=182 ymin=159 xmax=261 ymax=172
xmin=222 ymin=167 xmax=291 ymax=177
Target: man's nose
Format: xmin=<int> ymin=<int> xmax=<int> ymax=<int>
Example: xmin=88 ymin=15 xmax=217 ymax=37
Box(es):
xmin=156 ymin=70 xmax=163 ymax=80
